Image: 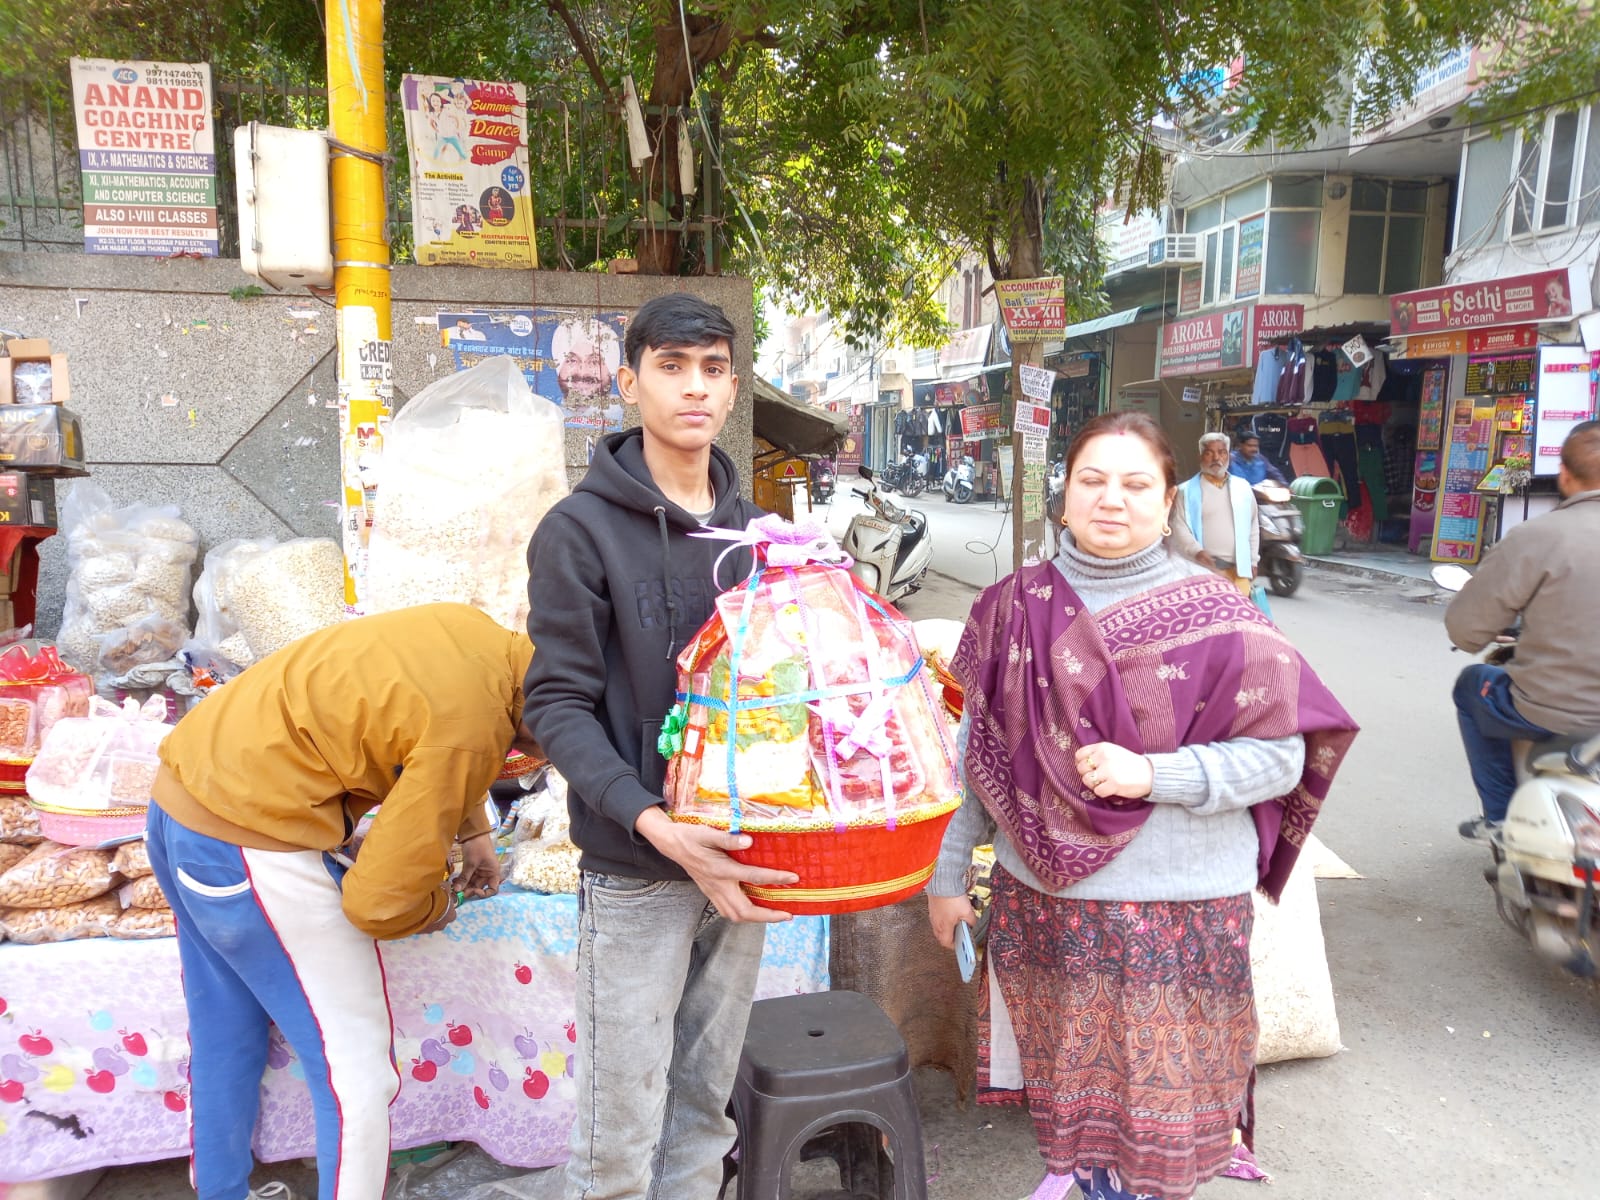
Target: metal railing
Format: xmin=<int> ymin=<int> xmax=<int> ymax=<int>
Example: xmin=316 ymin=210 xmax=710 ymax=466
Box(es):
xmin=0 ymin=67 xmax=730 ymax=271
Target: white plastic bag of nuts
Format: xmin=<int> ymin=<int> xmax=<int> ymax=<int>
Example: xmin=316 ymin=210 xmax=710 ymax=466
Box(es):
xmin=120 ymin=874 xmax=167 ymax=909
xmin=0 ymin=894 xmax=123 ymax=944
xmin=111 ymin=905 xmax=175 ymax=939
xmin=0 ymin=794 xmax=44 ymax=844
xmin=0 ymin=840 xmax=120 ymax=908
xmin=111 ymin=838 xmax=153 ymax=879
xmin=0 ymin=841 xmax=31 ymax=873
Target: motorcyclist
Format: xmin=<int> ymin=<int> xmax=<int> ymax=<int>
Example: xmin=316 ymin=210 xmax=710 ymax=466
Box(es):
xmin=1445 ymin=420 xmax=1600 ymax=841
xmin=1229 ymin=432 xmax=1289 ymax=487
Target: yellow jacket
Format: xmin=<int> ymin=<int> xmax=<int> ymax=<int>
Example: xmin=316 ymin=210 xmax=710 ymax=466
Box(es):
xmin=156 ymin=603 xmax=534 ymax=939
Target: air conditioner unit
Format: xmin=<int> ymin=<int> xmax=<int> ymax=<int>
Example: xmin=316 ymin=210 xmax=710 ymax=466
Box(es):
xmin=880 ymin=351 xmax=907 ymax=376
xmin=1147 ymin=234 xmax=1203 ymax=268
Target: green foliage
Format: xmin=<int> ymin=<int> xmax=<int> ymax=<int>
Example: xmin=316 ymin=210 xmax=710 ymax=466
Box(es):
xmin=227 ymin=284 xmax=266 ymax=300
xmin=11 ymin=0 xmax=1596 ymax=344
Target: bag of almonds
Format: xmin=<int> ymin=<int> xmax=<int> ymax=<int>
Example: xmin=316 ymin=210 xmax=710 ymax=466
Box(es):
xmin=0 ymin=840 xmax=119 ymax=908
xmin=120 ymin=874 xmax=167 ymax=909
xmin=111 ymin=906 xmax=175 ymax=939
xmin=0 ymin=794 xmax=44 ymax=845
xmin=0 ymin=894 xmax=122 ymax=944
xmin=0 ymin=842 xmax=31 ymax=873
xmin=111 ymin=838 xmax=153 ymax=879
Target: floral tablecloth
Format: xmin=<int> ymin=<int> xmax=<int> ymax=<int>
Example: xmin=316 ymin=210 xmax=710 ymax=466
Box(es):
xmin=0 ymin=888 xmax=829 ymax=1183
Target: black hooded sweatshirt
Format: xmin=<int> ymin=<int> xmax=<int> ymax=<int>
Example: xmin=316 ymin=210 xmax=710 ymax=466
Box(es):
xmin=522 ymin=429 xmax=764 ymax=879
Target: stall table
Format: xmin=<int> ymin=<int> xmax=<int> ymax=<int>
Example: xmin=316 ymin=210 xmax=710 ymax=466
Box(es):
xmin=0 ymin=888 xmax=829 ymax=1183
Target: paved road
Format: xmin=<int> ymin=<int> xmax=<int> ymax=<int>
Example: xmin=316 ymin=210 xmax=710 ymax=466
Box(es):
xmin=90 ymin=523 xmax=1600 ymax=1200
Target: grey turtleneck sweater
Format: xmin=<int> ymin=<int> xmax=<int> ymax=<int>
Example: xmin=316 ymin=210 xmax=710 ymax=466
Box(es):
xmin=929 ymin=535 xmax=1305 ymax=902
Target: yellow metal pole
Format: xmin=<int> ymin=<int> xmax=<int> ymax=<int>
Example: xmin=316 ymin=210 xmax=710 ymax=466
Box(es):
xmin=327 ymin=0 xmax=391 ymax=612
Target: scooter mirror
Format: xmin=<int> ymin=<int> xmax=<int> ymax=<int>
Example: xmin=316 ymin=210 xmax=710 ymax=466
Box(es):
xmin=859 ymin=466 xmax=874 ymax=481
xmin=1430 ymin=564 xmax=1472 ymax=592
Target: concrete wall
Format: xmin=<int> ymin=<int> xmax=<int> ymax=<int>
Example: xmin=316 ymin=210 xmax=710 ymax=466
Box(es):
xmin=0 ymin=252 xmax=755 ymax=635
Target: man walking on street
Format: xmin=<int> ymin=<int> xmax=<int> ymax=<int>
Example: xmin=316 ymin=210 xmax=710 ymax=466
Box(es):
xmin=1169 ymin=431 xmax=1259 ymax=594
xmin=1445 ymin=420 xmax=1600 ymax=840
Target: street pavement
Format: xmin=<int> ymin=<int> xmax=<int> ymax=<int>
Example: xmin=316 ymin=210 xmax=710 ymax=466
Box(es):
xmin=89 ymin=502 xmax=1600 ymax=1200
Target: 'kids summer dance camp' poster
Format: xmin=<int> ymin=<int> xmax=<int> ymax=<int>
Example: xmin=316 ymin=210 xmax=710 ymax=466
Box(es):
xmin=401 ymin=74 xmax=537 ymax=268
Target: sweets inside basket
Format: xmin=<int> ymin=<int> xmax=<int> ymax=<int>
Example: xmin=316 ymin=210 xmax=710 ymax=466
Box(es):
xmin=661 ymin=518 xmax=960 ymax=915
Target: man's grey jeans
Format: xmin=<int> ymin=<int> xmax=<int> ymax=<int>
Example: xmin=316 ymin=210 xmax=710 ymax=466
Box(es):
xmin=566 ymin=874 xmax=766 ymax=1200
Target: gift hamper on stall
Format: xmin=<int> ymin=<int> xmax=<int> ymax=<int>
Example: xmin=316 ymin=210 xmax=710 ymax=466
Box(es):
xmin=661 ymin=518 xmax=960 ymax=915
xmin=0 ymin=695 xmax=176 ymax=944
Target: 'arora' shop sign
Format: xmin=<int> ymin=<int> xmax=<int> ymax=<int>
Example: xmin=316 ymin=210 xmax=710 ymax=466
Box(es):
xmin=70 ymin=58 xmax=218 ymax=257
xmin=1158 ymin=302 xmax=1303 ymax=377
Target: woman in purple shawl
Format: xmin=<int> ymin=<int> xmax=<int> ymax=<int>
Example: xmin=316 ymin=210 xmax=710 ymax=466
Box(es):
xmin=927 ymin=413 xmax=1357 ymax=1200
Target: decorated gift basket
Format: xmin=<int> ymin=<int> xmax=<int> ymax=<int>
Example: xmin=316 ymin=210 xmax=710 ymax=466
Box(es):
xmin=659 ymin=516 xmax=960 ymax=915
xmin=0 ymin=644 xmax=95 ymax=794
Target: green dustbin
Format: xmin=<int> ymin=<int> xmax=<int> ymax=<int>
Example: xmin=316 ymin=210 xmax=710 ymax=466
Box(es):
xmin=1289 ymin=476 xmax=1344 ymax=555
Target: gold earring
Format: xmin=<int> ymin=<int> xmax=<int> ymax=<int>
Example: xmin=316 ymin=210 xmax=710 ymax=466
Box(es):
xmin=1162 ymin=522 xmax=1172 ymax=536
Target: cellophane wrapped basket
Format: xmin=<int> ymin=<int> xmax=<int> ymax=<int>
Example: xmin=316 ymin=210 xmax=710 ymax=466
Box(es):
xmin=661 ymin=518 xmax=960 ymax=915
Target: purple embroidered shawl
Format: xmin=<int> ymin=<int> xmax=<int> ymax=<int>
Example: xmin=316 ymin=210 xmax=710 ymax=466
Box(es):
xmin=951 ymin=564 xmax=1359 ymax=901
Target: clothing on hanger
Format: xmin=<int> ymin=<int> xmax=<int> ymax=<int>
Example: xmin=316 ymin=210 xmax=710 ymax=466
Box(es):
xmin=1331 ymin=350 xmax=1362 ymax=403
xmin=1252 ymin=349 xmax=1286 ymax=407
xmin=1273 ymin=339 xmax=1307 ymax=407
xmin=1310 ymin=350 xmax=1338 ymax=404
xmin=1357 ymin=351 xmax=1388 ymax=402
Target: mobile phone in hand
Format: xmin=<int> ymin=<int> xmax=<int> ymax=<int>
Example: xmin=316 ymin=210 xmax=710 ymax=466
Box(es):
xmin=954 ymin=920 xmax=976 ymax=982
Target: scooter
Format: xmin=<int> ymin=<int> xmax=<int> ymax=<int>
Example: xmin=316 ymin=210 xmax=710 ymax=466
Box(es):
xmin=1433 ymin=562 xmax=1600 ymax=977
xmin=842 ymin=466 xmax=933 ymax=604
xmin=940 ymin=454 xmax=975 ymax=504
xmin=809 ymin=456 xmax=835 ymax=504
xmin=1254 ymin=482 xmax=1304 ymax=597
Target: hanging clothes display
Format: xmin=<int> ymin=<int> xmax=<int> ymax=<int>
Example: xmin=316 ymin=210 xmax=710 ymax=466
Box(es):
xmin=1355 ymin=423 xmax=1389 ymax=522
xmin=1273 ymin=339 xmax=1307 ymax=407
xmin=1286 ymin=416 xmax=1331 ymax=479
xmin=1318 ymin=411 xmax=1360 ymax=513
xmin=1310 ymin=350 xmax=1338 ymax=405
xmin=1253 ymin=348 xmax=1286 ymax=407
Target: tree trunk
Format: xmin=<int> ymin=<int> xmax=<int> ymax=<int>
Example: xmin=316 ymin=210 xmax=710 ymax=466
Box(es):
xmin=1008 ymin=176 xmax=1047 ymax=572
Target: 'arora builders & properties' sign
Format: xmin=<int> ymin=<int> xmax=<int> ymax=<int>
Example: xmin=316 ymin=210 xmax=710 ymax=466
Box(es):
xmin=1158 ymin=302 xmax=1303 ymax=377
xmin=70 ymin=58 xmax=218 ymax=257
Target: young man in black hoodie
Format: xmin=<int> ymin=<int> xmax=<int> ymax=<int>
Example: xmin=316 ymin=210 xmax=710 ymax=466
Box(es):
xmin=523 ymin=293 xmax=800 ymax=1199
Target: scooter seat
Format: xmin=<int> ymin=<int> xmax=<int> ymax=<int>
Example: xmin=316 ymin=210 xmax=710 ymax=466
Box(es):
xmin=1515 ymin=734 xmax=1597 ymax=781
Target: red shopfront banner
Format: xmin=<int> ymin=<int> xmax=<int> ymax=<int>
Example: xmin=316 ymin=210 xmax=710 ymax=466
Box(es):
xmin=1390 ymin=267 xmax=1586 ymax=336
xmin=1158 ymin=302 xmax=1304 ymax=378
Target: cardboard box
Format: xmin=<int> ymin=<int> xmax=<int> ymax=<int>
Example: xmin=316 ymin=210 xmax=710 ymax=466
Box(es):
xmin=1 ymin=338 xmax=70 ymax=407
xmin=0 ymin=405 xmax=88 ymax=476
xmin=0 ymin=472 xmax=56 ymax=529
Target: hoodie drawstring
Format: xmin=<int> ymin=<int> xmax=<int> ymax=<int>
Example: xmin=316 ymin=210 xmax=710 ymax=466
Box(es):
xmin=654 ymin=506 xmax=679 ymax=660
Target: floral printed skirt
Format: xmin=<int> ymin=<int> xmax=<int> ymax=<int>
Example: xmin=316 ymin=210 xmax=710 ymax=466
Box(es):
xmin=979 ymin=865 xmax=1258 ymax=1200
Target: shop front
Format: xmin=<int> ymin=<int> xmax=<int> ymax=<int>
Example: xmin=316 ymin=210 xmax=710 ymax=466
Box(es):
xmin=1390 ymin=266 xmax=1599 ymax=562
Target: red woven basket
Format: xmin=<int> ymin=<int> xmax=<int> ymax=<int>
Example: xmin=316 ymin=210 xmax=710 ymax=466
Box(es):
xmin=680 ymin=799 xmax=959 ymax=916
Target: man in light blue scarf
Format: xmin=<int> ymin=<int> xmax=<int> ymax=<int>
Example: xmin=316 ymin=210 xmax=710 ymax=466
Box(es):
xmin=1169 ymin=432 xmax=1259 ymax=594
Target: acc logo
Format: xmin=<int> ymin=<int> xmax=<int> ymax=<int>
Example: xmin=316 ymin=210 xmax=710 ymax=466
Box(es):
xmin=112 ymin=68 xmax=138 ymax=84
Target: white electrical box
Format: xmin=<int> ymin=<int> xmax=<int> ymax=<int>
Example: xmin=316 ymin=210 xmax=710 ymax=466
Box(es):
xmin=234 ymin=122 xmax=334 ymax=287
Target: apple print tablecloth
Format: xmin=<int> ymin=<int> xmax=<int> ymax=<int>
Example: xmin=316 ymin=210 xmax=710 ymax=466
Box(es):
xmin=0 ymin=887 xmax=828 ymax=1183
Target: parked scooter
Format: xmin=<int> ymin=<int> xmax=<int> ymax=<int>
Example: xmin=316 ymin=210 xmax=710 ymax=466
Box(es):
xmin=1254 ymin=481 xmax=1305 ymax=596
xmin=940 ymin=454 xmax=976 ymax=504
xmin=809 ymin=456 xmax=835 ymax=504
xmin=1433 ymin=562 xmax=1600 ymax=977
xmin=842 ymin=466 xmax=933 ymax=604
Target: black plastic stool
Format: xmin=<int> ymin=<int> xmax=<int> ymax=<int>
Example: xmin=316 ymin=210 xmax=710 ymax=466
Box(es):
xmin=728 ymin=990 xmax=926 ymax=1200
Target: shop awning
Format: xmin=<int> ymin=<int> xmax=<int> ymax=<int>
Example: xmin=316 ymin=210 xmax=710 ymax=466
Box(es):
xmin=938 ymin=326 xmax=993 ymax=378
xmin=753 ymin=377 xmax=848 ymax=457
xmin=1063 ymin=305 xmax=1144 ymax=340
